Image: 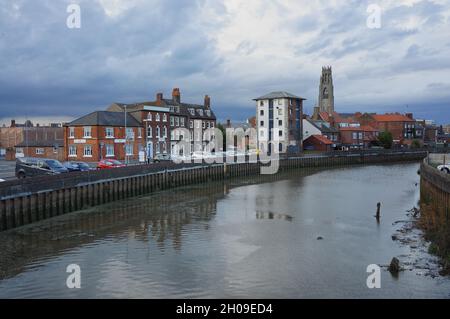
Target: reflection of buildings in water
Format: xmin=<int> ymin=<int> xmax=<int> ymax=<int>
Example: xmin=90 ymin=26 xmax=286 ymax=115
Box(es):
xmin=256 ymin=211 xmax=293 ymax=222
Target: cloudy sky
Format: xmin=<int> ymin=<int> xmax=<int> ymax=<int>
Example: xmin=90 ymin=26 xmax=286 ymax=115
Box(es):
xmin=1 ymin=0 xmax=449 ymax=125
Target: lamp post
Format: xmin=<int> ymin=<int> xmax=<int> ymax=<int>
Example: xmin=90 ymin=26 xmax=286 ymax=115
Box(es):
xmin=124 ymin=105 xmax=128 ymax=165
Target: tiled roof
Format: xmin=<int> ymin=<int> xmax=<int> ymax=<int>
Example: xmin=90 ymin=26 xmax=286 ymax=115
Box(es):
xmin=67 ymin=111 xmax=141 ymax=127
xmin=319 ymin=111 xmax=358 ymax=124
xmin=372 ymin=114 xmax=414 ymax=122
xmin=339 ymin=125 xmax=378 ymax=132
xmin=254 ymin=91 xmax=306 ymax=100
xmin=306 ymin=134 xmax=333 ymax=145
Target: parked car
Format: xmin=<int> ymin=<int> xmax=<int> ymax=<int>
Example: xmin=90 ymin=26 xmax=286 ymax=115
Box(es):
xmin=153 ymin=153 xmax=171 ymax=163
xmin=0 ymin=179 xmax=5 ymax=182
xmin=15 ymin=157 xmax=69 ymax=179
xmin=97 ymin=159 xmax=126 ymax=169
xmin=437 ymin=164 xmax=450 ymax=174
xmin=63 ymin=161 xmax=93 ymax=172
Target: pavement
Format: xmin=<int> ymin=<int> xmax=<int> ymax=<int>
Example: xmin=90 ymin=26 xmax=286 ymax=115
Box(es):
xmin=0 ymin=160 xmax=16 ymax=180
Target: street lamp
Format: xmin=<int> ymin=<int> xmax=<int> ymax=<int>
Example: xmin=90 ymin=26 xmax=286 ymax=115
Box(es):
xmin=124 ymin=105 xmax=128 ymax=165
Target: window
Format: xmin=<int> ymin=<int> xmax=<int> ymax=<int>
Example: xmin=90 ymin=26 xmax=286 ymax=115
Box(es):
xmin=36 ymin=148 xmax=44 ymax=155
xmin=279 ymin=130 xmax=283 ymax=137
xmin=53 ymin=147 xmax=58 ymax=154
xmin=69 ymin=145 xmax=77 ymax=157
xmin=126 ymin=128 xmax=134 ymax=140
xmin=189 ymin=108 xmax=195 ymax=116
xmin=170 ymin=117 xmax=174 ymax=126
xmin=83 ymin=126 xmax=92 ymax=138
xmin=156 ymin=113 xmax=160 ymax=122
xmin=190 ymin=120 xmax=193 ymax=128
xmin=202 ymin=121 xmax=206 ymax=129
xmin=352 ymin=132 xmax=358 ymax=140
xmin=156 ymin=126 xmax=160 ymax=138
xmin=105 ymin=127 xmax=114 ymax=138
xmin=196 ymin=121 xmax=200 ymax=129
xmin=198 ymin=109 xmax=204 ymax=116
xmin=125 ymin=144 xmax=133 ymax=155
xmin=84 ymin=145 xmax=92 ymax=157
xmin=278 ymin=109 xmax=283 ymax=116
xmin=260 ymin=121 xmax=264 ymax=126
xmin=260 ymin=130 xmax=264 ymax=137
xmin=277 ymin=99 xmax=282 ymax=105
xmin=69 ymin=127 xmax=75 ymax=138
xmin=358 ymin=133 xmax=363 ymax=139
xmin=260 ymin=110 xmax=264 ymax=116
xmin=206 ymin=110 xmax=211 ymax=116
xmin=106 ymin=144 xmax=114 ymax=157
xmin=156 ymin=143 xmax=160 ymax=154
xmin=180 ymin=117 xmax=185 ymax=127
xmin=147 ymin=126 xmax=152 ymax=138
xmin=278 ymin=120 xmax=282 ymax=126
xmin=163 ymin=127 xmax=167 ymax=138
xmin=163 ymin=114 xmax=167 ymax=122
xmin=147 ymin=113 xmax=152 ymax=121
xmin=175 ymin=117 xmax=179 ymax=126
xmin=260 ymin=101 xmax=264 ymax=106
xmin=211 ymin=122 xmax=214 ymax=128
xmin=138 ymin=128 xmax=142 ymax=138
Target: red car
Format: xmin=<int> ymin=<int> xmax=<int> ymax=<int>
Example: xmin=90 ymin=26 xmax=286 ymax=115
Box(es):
xmin=97 ymin=159 xmax=126 ymax=170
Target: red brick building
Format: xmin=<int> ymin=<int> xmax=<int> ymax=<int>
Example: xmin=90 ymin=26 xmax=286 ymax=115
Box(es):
xmin=15 ymin=140 xmax=65 ymax=161
xmin=339 ymin=126 xmax=379 ymax=149
xmin=108 ymin=88 xmax=216 ymax=157
xmin=357 ymin=113 xmax=419 ymax=145
xmin=303 ymin=134 xmax=333 ymax=152
xmin=64 ymin=111 xmax=143 ymax=162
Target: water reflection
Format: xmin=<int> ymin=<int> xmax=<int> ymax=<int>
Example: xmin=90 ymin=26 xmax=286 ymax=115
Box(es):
xmin=0 ymin=164 xmax=449 ymax=298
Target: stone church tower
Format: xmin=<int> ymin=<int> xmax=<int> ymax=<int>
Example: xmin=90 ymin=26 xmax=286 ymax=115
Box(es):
xmin=318 ymin=66 xmax=334 ymax=114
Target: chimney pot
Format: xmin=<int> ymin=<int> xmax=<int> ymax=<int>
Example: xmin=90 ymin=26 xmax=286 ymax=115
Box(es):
xmin=204 ymin=95 xmax=211 ymax=109
xmin=156 ymin=92 xmax=163 ymax=102
xmin=172 ymin=88 xmax=181 ymax=103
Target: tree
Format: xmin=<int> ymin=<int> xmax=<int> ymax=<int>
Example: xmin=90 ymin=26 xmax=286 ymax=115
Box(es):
xmin=216 ymin=123 xmax=227 ymax=151
xmin=411 ymin=139 xmax=421 ymax=149
xmin=378 ymin=131 xmax=393 ymax=149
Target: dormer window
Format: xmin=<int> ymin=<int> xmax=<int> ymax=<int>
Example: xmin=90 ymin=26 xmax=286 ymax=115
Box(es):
xmin=206 ymin=110 xmax=211 ymax=116
xmin=198 ymin=109 xmax=204 ymax=116
xmin=189 ymin=108 xmax=195 ymax=116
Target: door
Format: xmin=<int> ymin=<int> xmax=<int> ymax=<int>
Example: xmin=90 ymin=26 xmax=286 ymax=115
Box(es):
xmin=147 ymin=142 xmax=153 ymax=160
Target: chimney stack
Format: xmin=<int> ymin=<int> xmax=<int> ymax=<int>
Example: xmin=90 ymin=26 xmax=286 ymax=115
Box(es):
xmin=172 ymin=88 xmax=181 ymax=103
xmin=10 ymin=119 xmax=16 ymax=127
xmin=204 ymin=95 xmax=211 ymax=109
xmin=156 ymin=92 xmax=163 ymax=104
xmin=405 ymin=113 xmax=413 ymax=120
xmin=226 ymin=119 xmax=231 ymax=128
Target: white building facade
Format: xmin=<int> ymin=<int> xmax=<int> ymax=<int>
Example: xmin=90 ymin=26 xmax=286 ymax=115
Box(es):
xmin=254 ymin=92 xmax=305 ymax=154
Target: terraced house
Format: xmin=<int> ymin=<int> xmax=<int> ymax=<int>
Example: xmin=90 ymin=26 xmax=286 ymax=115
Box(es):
xmin=107 ymin=88 xmax=217 ymax=158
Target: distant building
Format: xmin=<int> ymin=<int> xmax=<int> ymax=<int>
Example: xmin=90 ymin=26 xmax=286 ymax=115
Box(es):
xmin=339 ymin=126 xmax=379 ymax=149
xmin=357 ymin=112 xmax=422 ymax=146
xmin=303 ymin=135 xmax=333 ymax=152
xmin=108 ymin=88 xmax=216 ymax=157
xmin=15 ymin=139 xmax=64 ymax=161
xmin=254 ymin=91 xmax=305 ymax=154
xmin=0 ymin=120 xmax=64 ymax=161
xmin=303 ymin=118 xmax=339 ymax=147
xmin=318 ymin=66 xmax=334 ymax=114
xmin=64 ymin=111 xmax=143 ymax=162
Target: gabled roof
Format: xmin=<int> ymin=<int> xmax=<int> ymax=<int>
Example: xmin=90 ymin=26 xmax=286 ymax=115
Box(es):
xmin=319 ymin=111 xmax=359 ymax=124
xmin=339 ymin=125 xmax=378 ymax=132
xmin=67 ymin=111 xmax=141 ymax=127
xmin=254 ymin=91 xmax=306 ymax=100
xmin=305 ymin=134 xmax=333 ymax=145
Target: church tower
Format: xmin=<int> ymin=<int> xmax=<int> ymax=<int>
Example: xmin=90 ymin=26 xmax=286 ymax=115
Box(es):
xmin=318 ymin=66 xmax=334 ymax=114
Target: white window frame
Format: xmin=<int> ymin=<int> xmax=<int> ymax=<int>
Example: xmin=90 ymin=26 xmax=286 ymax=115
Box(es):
xmin=106 ymin=144 xmax=114 ymax=157
xmin=163 ymin=114 xmax=167 ymax=122
xmin=83 ymin=145 xmax=93 ymax=157
xmin=83 ymin=126 xmax=92 ymax=138
xmin=125 ymin=143 xmax=133 ymax=156
xmin=36 ymin=148 xmax=44 ymax=155
xmin=105 ymin=127 xmax=114 ymax=138
xmin=147 ymin=126 xmax=152 ymax=138
xmin=156 ymin=113 xmax=160 ymax=122
xmin=69 ymin=127 xmax=75 ymax=139
xmin=69 ymin=145 xmax=77 ymax=157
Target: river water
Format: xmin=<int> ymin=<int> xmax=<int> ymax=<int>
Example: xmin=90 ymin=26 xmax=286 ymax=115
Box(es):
xmin=0 ymin=163 xmax=449 ymax=298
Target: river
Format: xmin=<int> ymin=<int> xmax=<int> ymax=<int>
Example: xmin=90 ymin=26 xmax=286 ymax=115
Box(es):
xmin=0 ymin=163 xmax=449 ymax=298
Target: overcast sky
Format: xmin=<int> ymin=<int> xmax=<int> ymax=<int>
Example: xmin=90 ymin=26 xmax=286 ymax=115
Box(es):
xmin=1 ymin=0 xmax=449 ymax=125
